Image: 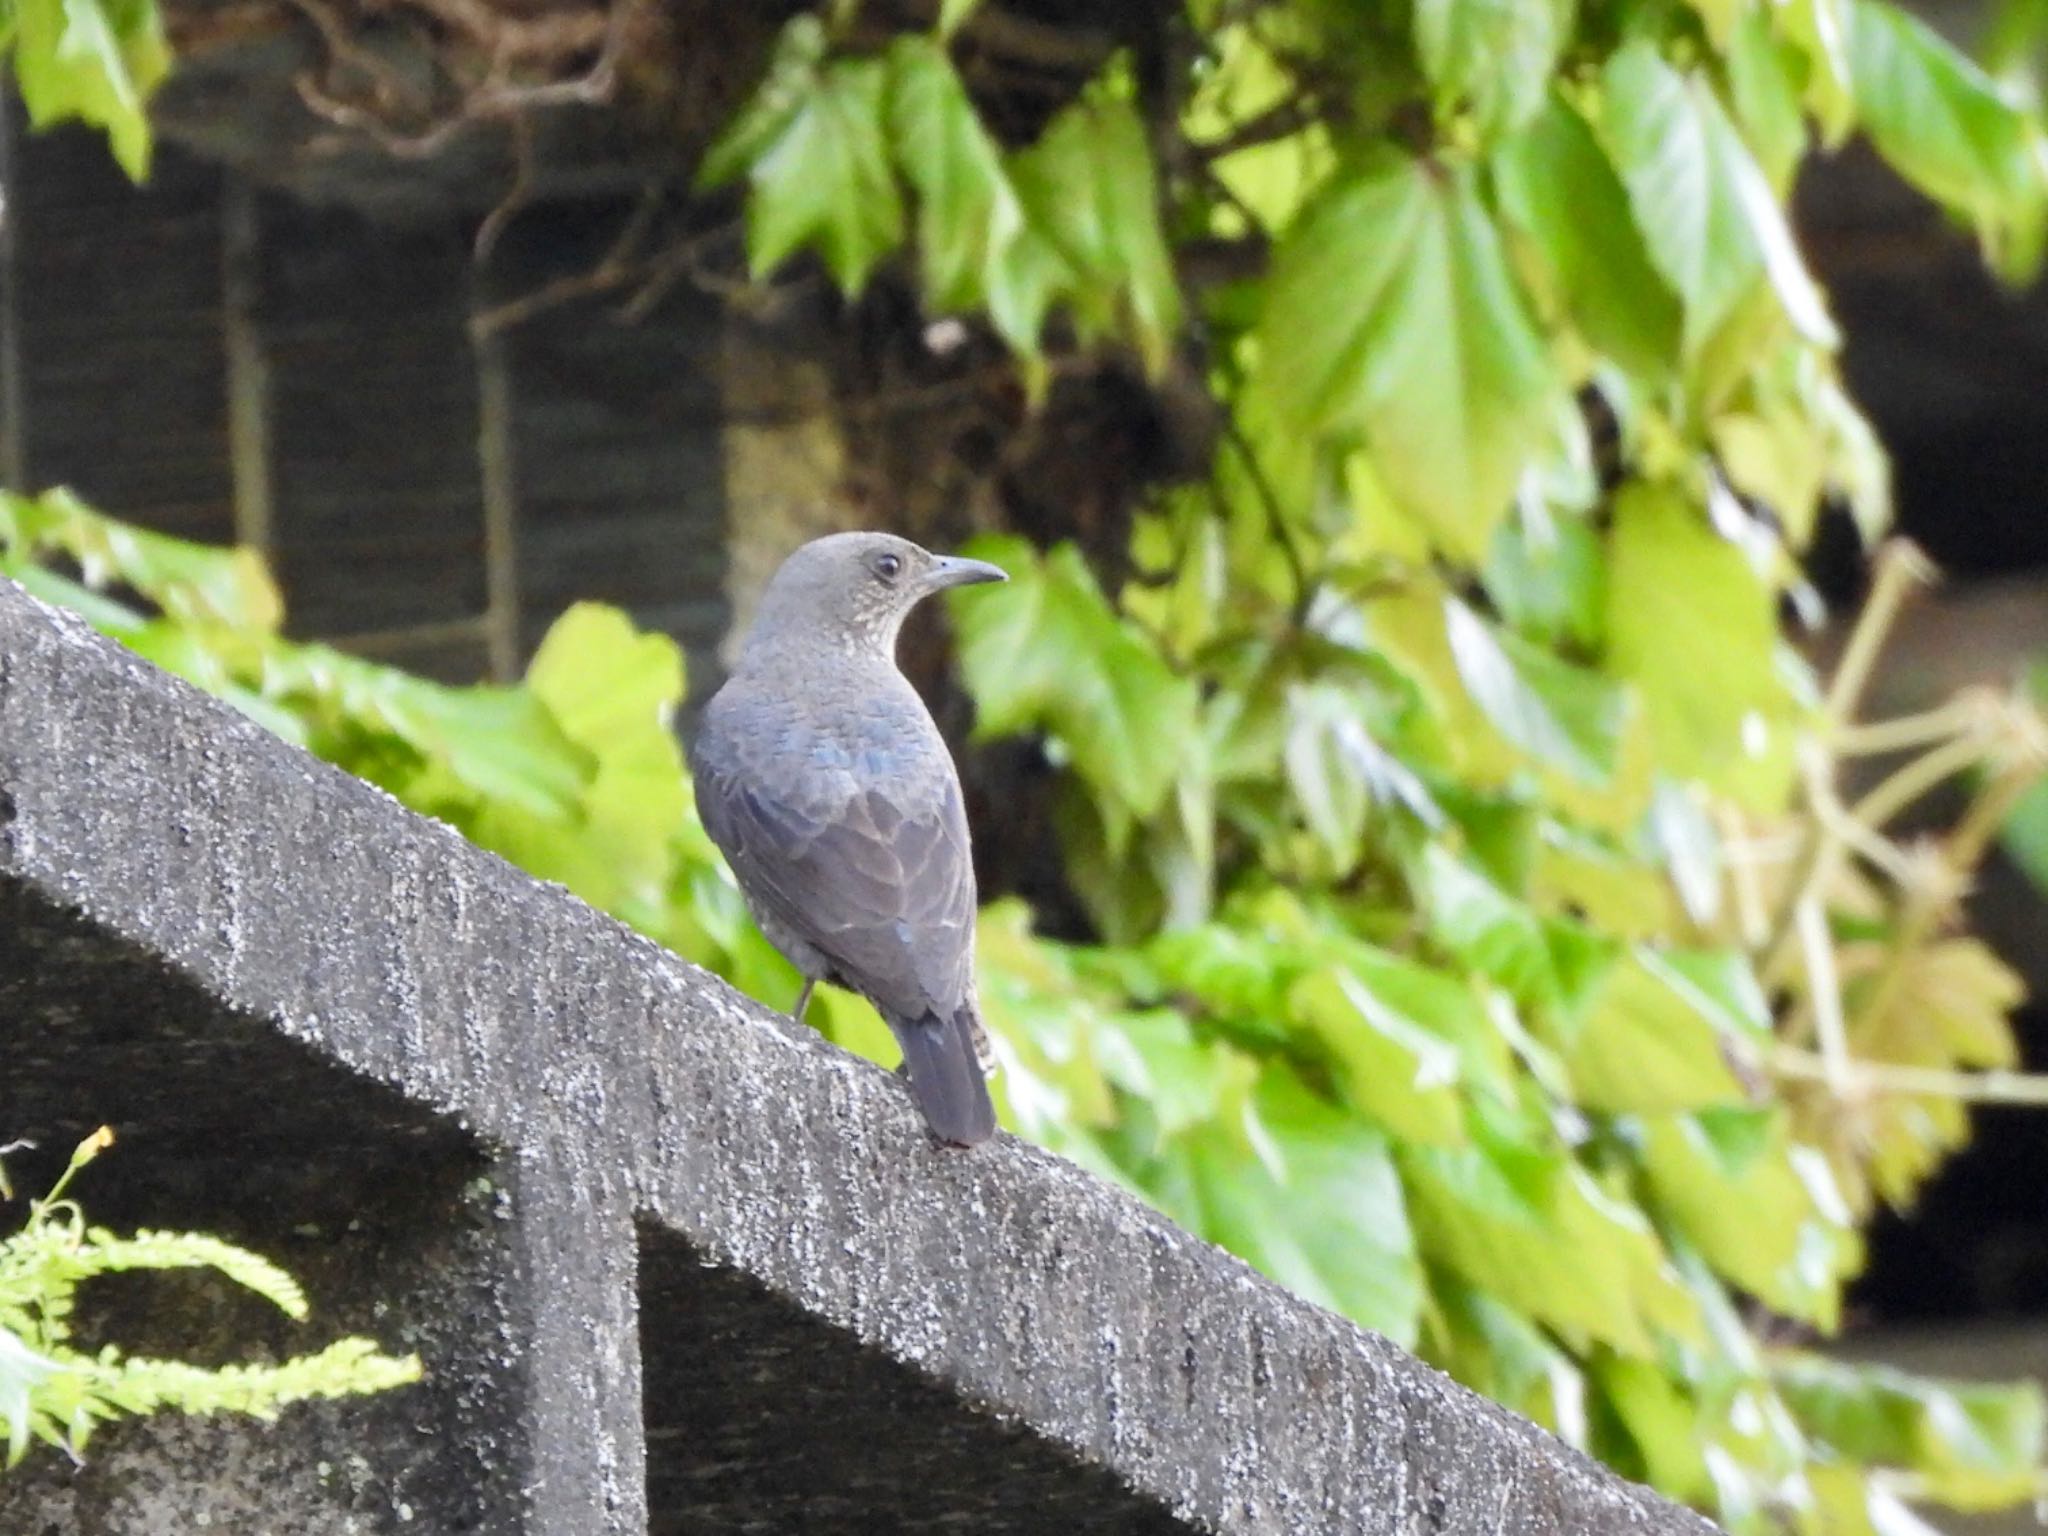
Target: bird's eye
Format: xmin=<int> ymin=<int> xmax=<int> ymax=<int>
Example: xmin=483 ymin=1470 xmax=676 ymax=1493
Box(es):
xmin=873 ymin=553 xmax=903 ymax=581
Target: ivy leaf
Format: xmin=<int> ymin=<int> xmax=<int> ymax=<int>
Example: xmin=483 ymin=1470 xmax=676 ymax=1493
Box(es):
xmin=525 ymin=603 xmax=689 ymax=902
xmin=1776 ymin=1356 xmax=2048 ymax=1509
xmin=1601 ymin=43 xmax=1837 ymax=352
xmin=1549 ymin=948 xmax=1758 ymax=1112
xmin=8 ymin=0 xmax=169 ymax=180
xmin=1846 ymin=0 xmax=2048 ymax=278
xmin=1493 ymin=91 xmax=1682 ymax=383
xmin=1257 ymin=154 xmax=1556 ymax=558
xmin=1726 ymin=9 xmax=1811 ymax=192
xmin=1649 ymin=781 xmax=1724 ymax=924
xmin=1445 ymin=598 xmax=1627 ymax=784
xmin=1596 ymin=1355 xmax=1713 ymax=1503
xmin=1283 ymin=682 xmax=1374 ymax=866
xmin=1835 ymin=937 xmax=2024 ymax=1211
xmin=1090 ymin=1007 xmax=1232 ymax=1137
xmin=951 ymin=536 xmax=1198 ymax=819
xmin=1 ymin=487 xmax=282 ymax=631
xmin=1008 ymin=90 xmax=1183 ymax=374
xmin=885 ymin=38 xmax=1069 ymax=354
xmin=1483 ymin=513 xmax=1608 ymax=654
xmin=1641 ymin=1110 xmax=1861 ymax=1327
xmin=1146 ymin=922 xmax=1297 ymax=1034
xmin=733 ymin=51 xmax=905 ymax=293
xmin=1416 ymin=845 xmax=1561 ymax=1007
xmin=695 ymin=16 xmax=829 ymax=189
xmin=1781 ymin=0 xmax=1857 ymax=141
xmin=259 ymin=647 xmax=592 ymax=820
xmin=1183 ymin=1063 xmax=1425 ymax=1344
xmin=1427 ymin=1279 xmax=1585 ymax=1437
xmin=1605 ymin=482 xmax=1783 ymax=791
xmin=1414 ymin=0 xmax=1571 ymax=139
xmin=1403 ymin=1114 xmax=1699 ymax=1355
xmin=1288 ymin=966 xmax=1469 ymax=1144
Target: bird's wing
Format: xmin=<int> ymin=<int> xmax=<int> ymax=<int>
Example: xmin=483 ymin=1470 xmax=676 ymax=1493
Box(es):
xmin=692 ymin=744 xmax=978 ymax=1022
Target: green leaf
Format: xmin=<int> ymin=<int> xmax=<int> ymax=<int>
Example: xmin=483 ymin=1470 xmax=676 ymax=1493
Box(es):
xmin=1424 ymin=1278 xmax=1585 ymax=1435
xmin=525 ymin=603 xmax=689 ymax=901
xmin=259 ymin=646 xmax=592 ymax=819
xmin=1846 ymin=0 xmax=2048 ymax=278
xmin=1417 ymin=844 xmax=1560 ymax=1007
xmin=885 ymin=37 xmax=1069 ymax=354
xmin=1445 ymin=598 xmax=1628 ymax=784
xmin=1403 ymin=1113 xmax=1699 ymax=1355
xmin=1782 ymin=0 xmax=1857 ymax=140
xmin=1605 ymin=482 xmax=1786 ymax=791
xmin=951 ymin=536 xmax=1198 ymax=819
xmin=1483 ymin=511 xmax=1609 ymax=659
xmin=1726 ymin=9 xmax=1811 ymax=192
xmin=1600 ymin=43 xmax=1837 ymax=351
xmin=695 ymin=16 xmax=829 ymax=189
xmin=1146 ymin=922 xmax=1296 ymax=1038
xmin=1775 ymin=1356 xmax=2048 ymax=1509
xmin=1641 ymin=1110 xmax=1861 ymax=1326
xmin=736 ymin=52 xmax=905 ymax=292
xmin=1283 ymin=681 xmax=1373 ymax=865
xmin=0 ymin=487 xmax=282 ymax=631
xmin=1288 ymin=965 xmax=1469 ymax=1144
xmin=1595 ymin=1355 xmax=1712 ymax=1501
xmin=0 ymin=1329 xmax=60 ymax=1466
xmin=936 ymin=0 xmax=982 ymax=38
xmin=1182 ymin=1062 xmax=1424 ymax=1343
xmin=1649 ymin=780 xmax=1724 ymax=924
xmin=1543 ymin=946 xmax=1754 ymax=1111
xmin=1414 ymin=0 xmax=1571 ymax=138
xmin=1090 ymin=1007 xmax=1232 ymax=1136
xmin=1496 ymin=92 xmax=1683 ymax=382
xmin=1256 ymin=154 xmax=1556 ymax=558
xmin=1007 ymin=90 xmax=1183 ymax=374
xmin=8 ymin=0 xmax=168 ymax=179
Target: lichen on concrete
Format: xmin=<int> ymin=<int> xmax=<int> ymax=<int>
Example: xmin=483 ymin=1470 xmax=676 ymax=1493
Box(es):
xmin=0 ymin=576 xmax=1721 ymax=1534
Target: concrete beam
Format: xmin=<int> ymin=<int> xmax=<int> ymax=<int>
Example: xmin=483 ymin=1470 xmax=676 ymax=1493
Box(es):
xmin=0 ymin=575 xmax=1719 ymax=1534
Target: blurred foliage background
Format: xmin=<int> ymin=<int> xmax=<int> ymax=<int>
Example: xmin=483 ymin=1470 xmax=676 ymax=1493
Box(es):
xmin=10 ymin=0 xmax=2048 ymax=1527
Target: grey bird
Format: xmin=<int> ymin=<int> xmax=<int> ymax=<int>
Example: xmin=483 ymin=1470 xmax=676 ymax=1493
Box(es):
xmin=688 ymin=532 xmax=1008 ymax=1146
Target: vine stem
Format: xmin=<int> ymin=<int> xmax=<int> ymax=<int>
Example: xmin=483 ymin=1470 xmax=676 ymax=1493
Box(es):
xmin=1822 ymin=539 xmax=1937 ymax=731
xmin=1771 ymin=1048 xmax=2048 ymax=1106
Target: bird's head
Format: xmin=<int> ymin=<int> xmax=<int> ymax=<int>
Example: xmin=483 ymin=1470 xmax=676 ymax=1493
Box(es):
xmin=742 ymin=531 xmax=1008 ymax=661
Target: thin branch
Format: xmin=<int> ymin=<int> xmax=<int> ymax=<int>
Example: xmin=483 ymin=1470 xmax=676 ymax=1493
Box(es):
xmin=1833 ymin=693 xmax=1991 ymax=757
xmin=1771 ymin=1048 xmax=2048 ymax=1107
xmin=1193 ymin=97 xmax=1319 ymax=160
xmin=473 ymin=108 xmax=536 ymax=262
xmin=1221 ymin=418 xmax=1312 ymax=626
xmin=1795 ymin=895 xmax=1852 ymax=1094
xmin=1850 ymin=732 xmax=1994 ymax=832
xmin=1824 ymin=538 xmax=1937 ymax=729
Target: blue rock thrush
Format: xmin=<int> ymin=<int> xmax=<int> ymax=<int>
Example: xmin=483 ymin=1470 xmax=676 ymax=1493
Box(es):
xmin=688 ymin=532 xmax=1008 ymax=1146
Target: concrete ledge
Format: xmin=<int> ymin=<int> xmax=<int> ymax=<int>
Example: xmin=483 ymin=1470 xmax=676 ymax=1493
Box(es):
xmin=0 ymin=576 xmax=1719 ymax=1534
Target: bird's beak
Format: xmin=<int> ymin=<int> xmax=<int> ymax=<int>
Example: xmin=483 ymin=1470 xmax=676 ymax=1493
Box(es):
xmin=925 ymin=555 xmax=1009 ymax=591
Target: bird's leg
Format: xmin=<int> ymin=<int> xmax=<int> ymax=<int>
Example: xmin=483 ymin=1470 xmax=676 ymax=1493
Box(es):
xmin=792 ymin=977 xmax=817 ymax=1024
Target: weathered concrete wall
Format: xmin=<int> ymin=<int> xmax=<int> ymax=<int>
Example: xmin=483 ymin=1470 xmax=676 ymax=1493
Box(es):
xmin=0 ymin=575 xmax=1720 ymax=1533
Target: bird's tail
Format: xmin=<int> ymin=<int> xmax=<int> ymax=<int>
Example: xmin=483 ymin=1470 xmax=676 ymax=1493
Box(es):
xmin=891 ymin=1005 xmax=996 ymax=1147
